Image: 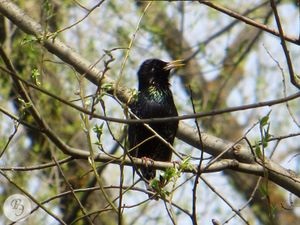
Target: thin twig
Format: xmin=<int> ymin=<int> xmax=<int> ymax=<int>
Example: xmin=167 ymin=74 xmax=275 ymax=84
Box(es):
xmin=0 ymin=106 xmax=39 ymax=130
xmin=0 ymin=157 xmax=73 ymax=171
xmin=270 ymin=0 xmax=300 ymax=89
xmin=113 ymin=2 xmax=152 ymax=97
xmin=52 ymin=156 xmax=94 ymax=225
xmin=201 ymin=176 xmax=250 ymax=225
xmin=0 ymin=120 xmax=20 ymax=158
xmin=223 ymin=177 xmax=262 ymax=224
xmin=199 ymin=0 xmax=300 ymax=45
xmin=189 ymin=86 xmax=203 ymax=225
xmin=187 ymin=0 xmax=270 ymax=61
xmin=53 ymin=1 xmax=105 ymax=35
xmin=263 ymin=44 xmax=300 ymax=127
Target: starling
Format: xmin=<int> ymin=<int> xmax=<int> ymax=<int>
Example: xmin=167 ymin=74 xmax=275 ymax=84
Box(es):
xmin=128 ymin=58 xmax=183 ymax=194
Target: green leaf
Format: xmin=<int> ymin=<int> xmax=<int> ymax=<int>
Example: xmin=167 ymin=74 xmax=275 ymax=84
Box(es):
xmin=101 ymin=83 xmax=113 ymax=93
xmin=262 ymin=123 xmax=271 ymax=148
xmin=179 ymin=156 xmax=193 ymax=171
xmin=31 ymin=68 xmax=41 ymax=86
xmin=259 ymin=183 xmax=268 ymax=197
xmin=255 ymin=141 xmax=262 ymax=158
xmin=198 ymin=43 xmax=206 ymax=53
xmin=93 ymin=123 xmax=104 ymax=142
xmin=163 ymin=167 xmax=178 ymax=182
xmin=18 ymin=98 xmax=31 ymax=110
xmin=150 ymin=179 xmax=159 ymax=190
xmin=260 ymin=111 xmax=271 ymax=127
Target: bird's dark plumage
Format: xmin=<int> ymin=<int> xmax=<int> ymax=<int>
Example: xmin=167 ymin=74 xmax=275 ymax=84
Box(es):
xmin=128 ymin=58 xmax=181 ymax=185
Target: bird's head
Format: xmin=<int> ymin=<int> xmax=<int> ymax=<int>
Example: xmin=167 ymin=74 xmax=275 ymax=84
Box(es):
xmin=137 ymin=58 xmax=184 ymax=90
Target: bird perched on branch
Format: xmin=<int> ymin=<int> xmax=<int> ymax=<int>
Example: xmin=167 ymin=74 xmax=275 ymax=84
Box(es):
xmin=128 ymin=58 xmax=183 ymax=197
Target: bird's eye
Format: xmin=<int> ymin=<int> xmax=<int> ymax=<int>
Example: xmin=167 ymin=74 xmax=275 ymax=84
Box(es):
xmin=151 ymin=67 xmax=155 ymax=72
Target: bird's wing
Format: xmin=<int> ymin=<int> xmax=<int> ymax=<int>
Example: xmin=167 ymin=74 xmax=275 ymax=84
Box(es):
xmin=128 ymin=101 xmax=139 ymax=158
xmin=128 ymin=123 xmax=138 ymax=157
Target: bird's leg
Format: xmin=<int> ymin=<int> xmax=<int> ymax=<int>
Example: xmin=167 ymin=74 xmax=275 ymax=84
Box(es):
xmin=140 ymin=156 xmax=156 ymax=182
xmin=141 ymin=156 xmax=154 ymax=168
xmin=172 ymin=160 xmax=181 ymax=168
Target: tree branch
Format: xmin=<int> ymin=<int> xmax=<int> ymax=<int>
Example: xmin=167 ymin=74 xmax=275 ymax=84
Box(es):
xmin=270 ymin=0 xmax=300 ymax=89
xmin=199 ymin=0 xmax=300 ymax=45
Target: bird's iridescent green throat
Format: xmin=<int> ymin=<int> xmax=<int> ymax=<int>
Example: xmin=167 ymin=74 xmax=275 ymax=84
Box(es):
xmin=147 ymin=85 xmax=170 ymax=102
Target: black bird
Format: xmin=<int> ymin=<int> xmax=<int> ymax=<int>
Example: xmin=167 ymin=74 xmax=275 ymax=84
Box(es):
xmin=128 ymin=58 xmax=183 ymax=194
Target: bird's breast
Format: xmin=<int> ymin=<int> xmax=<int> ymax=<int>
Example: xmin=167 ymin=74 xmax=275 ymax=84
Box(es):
xmin=137 ymin=89 xmax=177 ymax=119
xmin=146 ymin=86 xmax=168 ymax=102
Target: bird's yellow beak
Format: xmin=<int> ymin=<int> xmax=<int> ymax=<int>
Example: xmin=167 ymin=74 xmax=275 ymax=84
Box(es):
xmin=164 ymin=59 xmax=185 ymax=71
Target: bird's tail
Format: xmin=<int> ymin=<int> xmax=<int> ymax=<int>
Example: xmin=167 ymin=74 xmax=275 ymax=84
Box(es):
xmin=141 ymin=168 xmax=158 ymax=200
xmin=141 ymin=167 xmax=156 ymax=181
xmin=144 ymin=182 xmax=158 ymax=200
